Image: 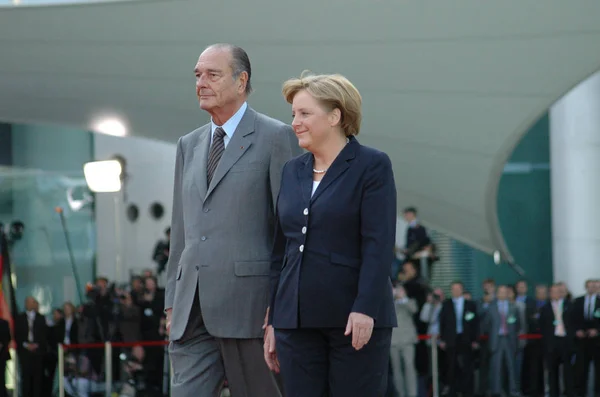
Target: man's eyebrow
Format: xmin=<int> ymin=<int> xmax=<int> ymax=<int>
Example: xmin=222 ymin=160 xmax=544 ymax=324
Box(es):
xmin=194 ymin=68 xmax=223 ymax=74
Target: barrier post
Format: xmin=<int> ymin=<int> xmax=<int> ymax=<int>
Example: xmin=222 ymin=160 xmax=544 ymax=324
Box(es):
xmin=105 ymin=342 xmax=112 ymax=397
xmin=169 ymin=360 xmax=173 ymax=397
xmin=431 ymin=334 xmax=439 ymax=397
xmin=58 ymin=344 xmax=65 ymax=397
xmin=12 ymin=351 xmax=18 ymax=397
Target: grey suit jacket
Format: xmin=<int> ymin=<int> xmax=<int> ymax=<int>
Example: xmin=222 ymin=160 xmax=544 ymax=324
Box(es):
xmin=391 ymin=298 xmax=418 ymax=347
xmin=484 ymin=300 xmax=521 ymax=353
xmin=165 ymin=106 xmax=300 ymax=341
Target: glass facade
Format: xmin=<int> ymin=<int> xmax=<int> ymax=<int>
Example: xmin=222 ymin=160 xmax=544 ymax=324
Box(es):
xmin=0 ymin=123 xmax=95 ymax=314
xmin=427 ymin=114 xmax=553 ymax=297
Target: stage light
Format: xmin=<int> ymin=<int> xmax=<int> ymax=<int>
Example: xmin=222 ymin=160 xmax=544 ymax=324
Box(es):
xmin=93 ymin=118 xmax=127 ymax=137
xmin=83 ymin=160 xmax=122 ymax=192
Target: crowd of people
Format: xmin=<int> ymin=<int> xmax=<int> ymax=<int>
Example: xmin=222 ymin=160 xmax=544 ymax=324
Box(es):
xmin=13 ymin=270 xmax=168 ymax=397
xmin=388 ymin=263 xmax=600 ymax=397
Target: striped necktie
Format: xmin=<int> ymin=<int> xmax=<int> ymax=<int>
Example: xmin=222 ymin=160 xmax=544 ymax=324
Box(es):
xmin=207 ymin=127 xmax=226 ymax=186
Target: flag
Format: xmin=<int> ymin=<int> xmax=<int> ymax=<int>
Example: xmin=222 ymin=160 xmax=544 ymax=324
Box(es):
xmin=0 ymin=232 xmax=16 ymax=349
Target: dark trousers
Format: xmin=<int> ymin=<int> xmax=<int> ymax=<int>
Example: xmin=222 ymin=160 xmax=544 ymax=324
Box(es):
xmin=575 ymin=338 xmax=600 ymax=397
xmin=19 ymin=352 xmax=44 ymax=397
xmin=521 ymin=340 xmax=544 ymax=397
xmin=446 ymin=336 xmax=474 ymax=397
xmin=43 ymin=356 xmax=57 ymax=397
xmin=0 ymin=360 xmax=7 ymax=397
xmin=546 ymin=337 xmax=574 ymax=397
xmin=477 ymin=340 xmax=490 ymax=396
xmin=275 ymin=327 xmax=392 ymax=397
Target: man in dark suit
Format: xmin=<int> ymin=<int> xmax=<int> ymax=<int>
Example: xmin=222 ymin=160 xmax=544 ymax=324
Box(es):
xmin=572 ymin=279 xmax=600 ymax=397
xmin=402 ymin=207 xmax=432 ymax=277
xmin=0 ymin=318 xmax=11 ymax=397
xmin=540 ymin=284 xmax=575 ymax=397
xmin=483 ymin=285 xmax=520 ymax=397
xmin=402 ymin=207 xmax=430 ymax=258
xmin=439 ymin=281 xmax=479 ymax=397
xmin=521 ymin=284 xmax=547 ymax=397
xmin=15 ymin=296 xmax=47 ymax=397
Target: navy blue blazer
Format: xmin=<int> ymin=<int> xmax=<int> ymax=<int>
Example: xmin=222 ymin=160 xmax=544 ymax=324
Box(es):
xmin=269 ymin=137 xmax=398 ymax=329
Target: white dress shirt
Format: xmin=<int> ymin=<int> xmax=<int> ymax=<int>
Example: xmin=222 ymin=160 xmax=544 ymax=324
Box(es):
xmin=585 ymin=294 xmax=596 ymax=320
xmin=210 ymin=102 xmax=248 ymax=148
xmin=64 ymin=317 xmax=74 ymax=345
xmin=26 ymin=310 xmax=35 ymax=343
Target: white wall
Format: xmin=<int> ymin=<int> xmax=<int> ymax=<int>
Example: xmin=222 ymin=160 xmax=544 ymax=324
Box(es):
xmin=94 ymin=133 xmax=176 ymax=283
xmin=550 ymin=70 xmax=600 ymax=297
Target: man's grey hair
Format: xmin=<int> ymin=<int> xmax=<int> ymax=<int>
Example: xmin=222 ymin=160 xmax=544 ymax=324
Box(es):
xmin=206 ymin=43 xmax=252 ymax=95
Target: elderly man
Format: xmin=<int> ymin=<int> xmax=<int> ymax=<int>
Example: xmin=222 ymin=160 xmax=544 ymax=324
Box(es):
xmin=164 ymin=44 xmax=300 ymax=397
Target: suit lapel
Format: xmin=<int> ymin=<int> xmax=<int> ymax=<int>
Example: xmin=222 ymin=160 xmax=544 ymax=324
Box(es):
xmin=298 ymin=155 xmax=314 ymax=205
xmin=310 ymin=137 xmax=358 ymax=203
xmin=206 ymin=107 xmax=255 ymax=199
xmin=193 ymin=126 xmax=211 ymax=202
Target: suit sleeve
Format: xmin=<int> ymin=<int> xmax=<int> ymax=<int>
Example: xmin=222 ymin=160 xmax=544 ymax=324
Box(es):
xmin=471 ymin=302 xmax=480 ymax=343
xmin=572 ymin=298 xmax=583 ymax=331
xmin=439 ymin=302 xmax=448 ymax=342
xmin=351 ymin=152 xmax=397 ymax=319
xmin=164 ymin=137 xmax=185 ymax=311
xmin=269 ymin=124 xmax=301 ymax=211
xmin=268 ymin=202 xmax=286 ymax=325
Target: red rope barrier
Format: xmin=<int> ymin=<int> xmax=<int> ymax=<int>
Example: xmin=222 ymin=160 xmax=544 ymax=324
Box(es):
xmin=63 ymin=340 xmax=169 ymax=349
xmin=62 ymin=333 xmax=543 ymax=349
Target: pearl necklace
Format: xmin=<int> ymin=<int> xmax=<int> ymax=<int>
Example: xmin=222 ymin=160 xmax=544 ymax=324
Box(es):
xmin=313 ymin=137 xmax=350 ymax=174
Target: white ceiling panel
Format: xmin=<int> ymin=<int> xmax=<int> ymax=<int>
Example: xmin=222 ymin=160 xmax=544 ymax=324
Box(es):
xmin=1 ymin=0 xmax=600 ymax=260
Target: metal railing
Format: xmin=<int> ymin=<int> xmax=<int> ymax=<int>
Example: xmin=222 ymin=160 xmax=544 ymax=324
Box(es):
xmin=57 ymin=340 xmax=170 ymax=397
xmin=50 ymin=333 xmax=543 ymax=397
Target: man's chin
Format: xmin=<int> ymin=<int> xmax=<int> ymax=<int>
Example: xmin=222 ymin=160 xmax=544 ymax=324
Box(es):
xmin=198 ymin=99 xmax=213 ymax=110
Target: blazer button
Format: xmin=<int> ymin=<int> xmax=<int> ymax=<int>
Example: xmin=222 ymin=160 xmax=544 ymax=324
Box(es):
xmin=203 ymin=208 xmax=210 ymax=213
xmin=195 ymin=266 xmax=199 ymax=270
xmin=302 ymin=226 xmax=307 ymax=234
xmin=299 ymin=245 xmax=304 ymax=252
xmin=303 ymin=208 xmax=309 ymax=216
xmin=201 ymin=236 xmax=207 ymax=241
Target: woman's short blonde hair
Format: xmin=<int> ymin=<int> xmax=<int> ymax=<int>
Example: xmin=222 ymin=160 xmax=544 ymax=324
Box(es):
xmin=282 ymin=71 xmax=362 ymax=136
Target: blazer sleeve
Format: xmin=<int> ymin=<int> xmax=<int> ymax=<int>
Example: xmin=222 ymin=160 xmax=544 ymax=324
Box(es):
xmin=268 ymin=190 xmax=287 ymax=325
xmin=164 ymin=137 xmax=185 ymax=311
xmin=268 ymin=219 xmax=284 ymax=325
xmin=351 ymin=152 xmax=397 ymax=319
xmin=269 ymin=124 xmax=301 ymax=211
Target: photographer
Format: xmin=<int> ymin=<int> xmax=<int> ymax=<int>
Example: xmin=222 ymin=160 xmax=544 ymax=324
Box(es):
xmin=152 ymin=227 xmax=170 ymax=276
xmin=117 ymin=292 xmax=142 ymax=343
xmin=120 ymin=346 xmax=161 ymax=397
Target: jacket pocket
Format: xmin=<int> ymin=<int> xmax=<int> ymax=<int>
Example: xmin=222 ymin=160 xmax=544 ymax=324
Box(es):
xmin=176 ymin=265 xmax=183 ymax=280
xmin=234 ymin=261 xmax=270 ymax=277
xmin=329 ymin=253 xmax=361 ymax=269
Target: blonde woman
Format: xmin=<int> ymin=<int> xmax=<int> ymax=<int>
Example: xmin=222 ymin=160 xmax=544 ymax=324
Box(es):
xmin=264 ymin=72 xmax=397 ymax=396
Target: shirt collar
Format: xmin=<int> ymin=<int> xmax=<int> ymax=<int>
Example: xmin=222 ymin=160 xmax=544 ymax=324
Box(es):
xmin=453 ymin=297 xmax=464 ymax=304
xmin=409 ymin=219 xmax=418 ymax=227
xmin=211 ymin=102 xmax=247 ymax=139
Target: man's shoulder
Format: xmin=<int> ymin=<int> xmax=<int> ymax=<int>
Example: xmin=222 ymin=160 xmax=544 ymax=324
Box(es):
xmin=179 ymin=124 xmax=211 ymax=147
xmin=252 ymin=108 xmax=296 ymax=143
xmin=253 ymin=108 xmax=289 ymax=131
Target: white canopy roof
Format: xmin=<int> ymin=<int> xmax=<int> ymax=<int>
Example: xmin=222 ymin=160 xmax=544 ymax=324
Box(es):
xmin=2 ymin=0 xmax=600 ymax=260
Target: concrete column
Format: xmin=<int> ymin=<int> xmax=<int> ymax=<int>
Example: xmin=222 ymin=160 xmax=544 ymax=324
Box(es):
xmin=549 ymin=70 xmax=600 ymax=297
